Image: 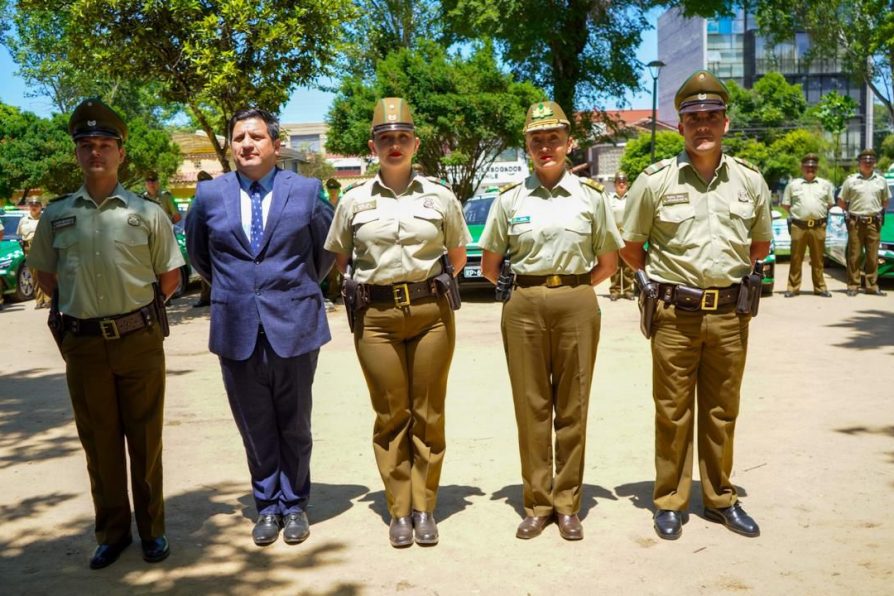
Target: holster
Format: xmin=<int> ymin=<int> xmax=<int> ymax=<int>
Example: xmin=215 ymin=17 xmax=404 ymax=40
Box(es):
xmin=47 ymin=290 xmax=65 ymax=354
xmin=495 ymin=259 xmax=514 ymax=302
xmin=736 ymin=261 xmax=763 ymax=317
xmin=634 ymin=270 xmax=659 ymax=339
xmin=786 ymin=216 xmax=792 ymax=235
xmin=436 ymin=253 xmax=461 ymax=310
xmin=341 ymin=273 xmax=369 ymax=333
xmin=153 ymin=283 xmax=170 ymax=337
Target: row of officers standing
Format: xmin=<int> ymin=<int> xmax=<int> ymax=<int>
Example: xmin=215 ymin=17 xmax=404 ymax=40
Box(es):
xmin=25 ymin=69 xmax=888 ymax=570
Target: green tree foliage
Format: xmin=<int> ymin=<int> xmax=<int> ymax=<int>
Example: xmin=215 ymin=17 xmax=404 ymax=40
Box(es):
xmin=11 ymin=0 xmax=354 ymax=172
xmin=724 ymin=128 xmax=826 ymax=190
xmin=754 ymin=0 xmax=894 ymax=124
xmin=298 ymin=152 xmax=336 ymax=181
xmin=326 ymin=40 xmax=543 ymax=199
xmin=619 ymin=131 xmax=685 ymax=182
xmin=727 ymin=72 xmax=807 ymax=143
xmin=810 ymin=91 xmax=857 ymax=184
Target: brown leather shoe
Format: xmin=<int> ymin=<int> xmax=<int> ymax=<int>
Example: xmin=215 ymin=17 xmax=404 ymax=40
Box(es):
xmin=557 ymin=513 xmax=583 ymax=541
xmin=389 ymin=516 xmax=413 ymax=548
xmin=516 ymin=515 xmax=551 ymax=539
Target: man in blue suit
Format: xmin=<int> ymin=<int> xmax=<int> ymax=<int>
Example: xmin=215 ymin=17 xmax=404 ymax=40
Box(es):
xmin=186 ymin=108 xmax=334 ymax=546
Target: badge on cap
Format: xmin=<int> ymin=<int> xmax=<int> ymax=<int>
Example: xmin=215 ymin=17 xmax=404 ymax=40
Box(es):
xmin=87 ymin=120 xmax=96 ymax=127
xmin=127 ymin=214 xmax=142 ymax=226
xmin=532 ymin=103 xmax=553 ymax=119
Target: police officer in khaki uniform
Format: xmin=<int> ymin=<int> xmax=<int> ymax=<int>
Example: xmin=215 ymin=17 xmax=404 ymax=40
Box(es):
xmin=27 ymin=98 xmax=184 ymax=569
xmin=620 ymin=71 xmax=772 ymax=540
xmin=324 ymin=98 xmax=470 ymax=548
xmin=609 ymin=171 xmax=635 ymax=300
xmin=782 ymin=154 xmax=835 ymax=297
xmin=143 ymin=170 xmax=181 ymax=224
xmin=480 ymin=101 xmax=622 ymax=541
xmin=322 ymin=178 xmax=343 ymax=304
xmin=16 ymin=196 xmax=52 ymax=308
xmin=838 ymin=149 xmax=890 ymax=296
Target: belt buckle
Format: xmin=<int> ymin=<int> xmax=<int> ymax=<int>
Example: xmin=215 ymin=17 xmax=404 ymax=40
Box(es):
xmin=99 ymin=319 xmax=120 ymax=340
xmin=700 ymin=289 xmax=719 ymax=311
xmin=807 ymin=219 xmax=815 ymax=228
xmin=545 ymin=275 xmax=563 ymax=288
xmin=393 ymin=283 xmax=411 ymax=307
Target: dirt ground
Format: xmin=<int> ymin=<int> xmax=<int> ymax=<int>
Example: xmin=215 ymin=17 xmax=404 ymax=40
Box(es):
xmin=0 ymin=261 xmax=892 ymax=595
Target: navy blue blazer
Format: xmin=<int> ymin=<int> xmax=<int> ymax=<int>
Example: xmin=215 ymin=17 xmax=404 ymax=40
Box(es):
xmin=186 ymin=168 xmax=335 ymax=360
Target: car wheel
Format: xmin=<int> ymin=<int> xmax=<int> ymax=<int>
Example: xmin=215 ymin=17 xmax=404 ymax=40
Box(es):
xmin=172 ymin=265 xmax=190 ymax=299
xmin=14 ymin=264 xmax=35 ymax=301
xmin=761 ymin=281 xmax=773 ymax=297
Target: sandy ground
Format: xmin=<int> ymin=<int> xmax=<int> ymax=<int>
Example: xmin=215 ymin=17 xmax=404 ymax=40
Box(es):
xmin=0 ymin=261 xmax=892 ymax=595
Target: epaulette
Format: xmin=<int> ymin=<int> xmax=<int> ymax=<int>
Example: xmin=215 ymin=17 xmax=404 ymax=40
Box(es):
xmin=341 ymin=181 xmax=363 ymax=194
xmin=580 ymin=177 xmax=605 ymax=193
xmin=643 ymin=159 xmax=673 ymax=176
xmin=425 ymin=175 xmax=451 ymax=189
xmin=48 ymin=194 xmax=70 ymax=203
xmin=731 ymin=155 xmax=760 ymax=173
xmin=141 ymin=192 xmax=161 ymax=205
xmin=499 ymin=181 xmax=522 ymax=194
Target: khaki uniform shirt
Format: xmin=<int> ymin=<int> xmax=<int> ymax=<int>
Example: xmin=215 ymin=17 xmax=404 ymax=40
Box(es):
xmin=782 ymin=177 xmax=835 ymax=220
xmin=16 ymin=212 xmax=41 ymax=242
xmin=839 ymin=172 xmax=889 ymax=215
xmin=144 ymin=189 xmax=180 ymax=223
xmin=479 ymin=172 xmax=623 ymax=275
xmin=27 ymin=184 xmax=184 ymax=319
xmin=324 ymin=173 xmax=471 ymax=285
xmin=610 ymin=192 xmax=627 ymax=230
xmin=622 ymin=152 xmax=773 ymax=288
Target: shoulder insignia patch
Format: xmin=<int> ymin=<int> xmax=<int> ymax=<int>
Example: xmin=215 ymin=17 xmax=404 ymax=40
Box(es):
xmin=499 ymin=181 xmax=522 ymax=194
xmin=732 ymin=155 xmax=760 ymax=173
xmin=342 ymin=181 xmax=365 ymax=194
xmin=48 ymin=194 xmax=70 ymax=203
xmin=425 ymin=175 xmax=451 ymax=189
xmin=580 ymin=177 xmax=605 ymax=193
xmin=644 ymin=159 xmax=673 ymax=176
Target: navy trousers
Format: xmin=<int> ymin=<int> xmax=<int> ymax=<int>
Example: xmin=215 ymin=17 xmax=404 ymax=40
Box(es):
xmin=220 ymin=332 xmax=319 ymax=516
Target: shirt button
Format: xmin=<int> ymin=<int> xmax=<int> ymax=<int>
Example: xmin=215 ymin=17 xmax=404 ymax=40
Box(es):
xmin=95 ymin=252 xmax=100 ymax=255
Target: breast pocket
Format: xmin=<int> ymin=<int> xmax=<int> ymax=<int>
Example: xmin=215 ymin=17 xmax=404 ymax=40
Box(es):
xmin=113 ymin=227 xmax=151 ymax=264
xmin=656 ymin=204 xmax=697 ymax=249
xmin=727 ymin=201 xmax=756 ymax=241
xmin=52 ymin=229 xmax=80 ymax=271
xmin=410 ymin=206 xmax=445 ymax=242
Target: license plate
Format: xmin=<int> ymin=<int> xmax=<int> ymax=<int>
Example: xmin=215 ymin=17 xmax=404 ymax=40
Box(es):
xmin=463 ymin=265 xmax=482 ymax=278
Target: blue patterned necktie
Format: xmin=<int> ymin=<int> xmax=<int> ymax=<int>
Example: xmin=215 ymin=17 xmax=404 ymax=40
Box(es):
xmin=249 ymin=181 xmax=264 ymax=254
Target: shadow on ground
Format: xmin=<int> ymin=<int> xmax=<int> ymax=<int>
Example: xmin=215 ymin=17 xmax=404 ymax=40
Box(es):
xmin=0 ymin=367 xmax=79 ymax=469
xmin=614 ymin=480 xmax=751 ymax=519
xmin=359 ymin=484 xmax=485 ymax=525
xmin=826 ymin=309 xmax=894 ymax=351
xmin=232 ymin=482 xmax=371 ymax=525
xmin=490 ymin=483 xmax=617 ymax=520
xmin=0 ymin=481 xmax=360 ymax=595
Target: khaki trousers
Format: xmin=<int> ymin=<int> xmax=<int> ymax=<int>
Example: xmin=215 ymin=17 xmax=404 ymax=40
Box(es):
xmin=787 ymin=223 xmax=827 ymax=293
xmin=501 ymin=284 xmax=600 ymax=517
xmin=610 ymin=254 xmax=635 ymax=297
xmin=354 ymin=295 xmax=454 ymax=517
xmin=61 ymin=323 xmax=166 ymax=544
xmin=650 ymin=304 xmax=749 ymax=511
xmin=846 ymin=219 xmax=881 ymax=291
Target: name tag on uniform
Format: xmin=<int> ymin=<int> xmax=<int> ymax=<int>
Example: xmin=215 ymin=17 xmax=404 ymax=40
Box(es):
xmin=511 ymin=215 xmax=531 ymax=224
xmin=352 ymin=200 xmax=376 ymax=214
xmin=52 ymin=216 xmax=76 ymax=231
xmin=662 ymin=193 xmax=689 ymax=205
xmin=737 ymin=190 xmax=752 ymax=203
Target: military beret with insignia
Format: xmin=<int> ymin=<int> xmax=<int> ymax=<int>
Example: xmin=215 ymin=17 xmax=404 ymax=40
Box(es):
xmin=675 ymin=70 xmax=729 ymax=114
xmin=69 ymin=98 xmax=128 ymax=142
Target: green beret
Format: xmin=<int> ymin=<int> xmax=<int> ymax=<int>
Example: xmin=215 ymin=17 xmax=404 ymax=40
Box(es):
xmin=858 ymin=148 xmax=877 ymax=161
xmin=325 ymin=177 xmax=341 ymax=189
xmin=801 ymin=154 xmax=819 ymax=165
xmin=68 ymin=98 xmax=127 ymax=142
xmin=371 ymin=97 xmax=415 ymax=135
xmin=675 ymin=70 xmax=729 ymax=114
xmin=524 ymin=101 xmax=570 ymax=134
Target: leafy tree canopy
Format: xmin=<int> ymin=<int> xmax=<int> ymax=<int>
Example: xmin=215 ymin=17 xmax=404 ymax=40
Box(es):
xmin=619 ymin=130 xmax=685 ymax=182
xmin=326 ymin=39 xmax=543 ymax=199
xmin=727 ymin=72 xmax=807 ymax=143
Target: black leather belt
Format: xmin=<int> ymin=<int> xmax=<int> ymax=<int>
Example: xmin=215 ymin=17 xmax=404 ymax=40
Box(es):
xmin=792 ymin=217 xmax=827 ymax=228
xmin=365 ymin=279 xmax=439 ymax=306
xmin=63 ymin=305 xmax=155 ymax=339
xmin=515 ymin=274 xmax=590 ymax=288
xmin=657 ymin=283 xmax=739 ymax=312
xmin=852 ymin=214 xmax=878 ymax=224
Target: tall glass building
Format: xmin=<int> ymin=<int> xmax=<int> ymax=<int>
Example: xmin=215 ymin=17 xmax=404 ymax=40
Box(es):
xmin=657 ymin=7 xmax=870 ymax=159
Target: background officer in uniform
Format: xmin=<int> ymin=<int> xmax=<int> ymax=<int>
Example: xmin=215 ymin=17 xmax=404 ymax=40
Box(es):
xmin=609 ymin=171 xmax=635 ymax=300
xmin=187 ymin=108 xmax=333 ymax=547
xmin=782 ymin=154 xmax=835 ymax=297
xmin=16 ymin=196 xmax=52 ymax=308
xmin=838 ymin=148 xmax=890 ymax=296
xmin=325 ymin=98 xmax=470 ymax=548
xmin=143 ymin=170 xmax=182 ymax=224
xmin=620 ymin=71 xmax=772 ymax=540
xmin=480 ymin=101 xmax=621 ymax=542
xmin=27 ymin=98 xmax=183 ymax=568
xmin=322 ymin=178 xmax=343 ymax=305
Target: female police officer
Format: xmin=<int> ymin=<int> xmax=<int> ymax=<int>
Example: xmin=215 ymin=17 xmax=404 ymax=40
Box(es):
xmin=324 ymin=98 xmax=470 ymax=548
xmin=480 ymin=101 xmax=622 ymax=541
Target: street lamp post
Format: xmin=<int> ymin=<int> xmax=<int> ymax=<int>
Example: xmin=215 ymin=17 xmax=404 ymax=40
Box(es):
xmin=647 ymin=60 xmax=666 ymax=163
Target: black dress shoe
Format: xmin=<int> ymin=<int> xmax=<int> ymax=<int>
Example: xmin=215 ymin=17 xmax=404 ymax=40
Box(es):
xmin=653 ymin=510 xmax=683 ymax=540
xmin=89 ymin=535 xmax=133 ymax=569
xmin=412 ymin=510 xmax=438 ymax=546
xmin=389 ymin=516 xmax=413 ymax=548
xmin=704 ymin=502 xmax=760 ymax=537
xmin=141 ymin=535 xmax=170 ymax=563
xmin=282 ymin=511 xmax=310 ymax=544
xmin=252 ymin=514 xmax=282 ymax=546
xmin=814 ymin=290 xmax=832 ymax=297
xmin=783 ymin=290 xmax=799 ymax=297
xmin=557 ymin=513 xmax=583 ymax=540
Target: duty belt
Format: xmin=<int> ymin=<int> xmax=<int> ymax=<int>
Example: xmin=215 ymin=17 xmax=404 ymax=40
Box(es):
xmin=657 ymin=283 xmax=739 ymax=312
xmin=515 ymin=273 xmax=590 ymax=288
xmin=792 ymin=217 xmax=827 ymax=228
xmin=63 ymin=305 xmax=155 ymax=339
xmin=365 ymin=278 xmax=439 ymax=307
xmin=852 ymin=214 xmax=878 ymax=225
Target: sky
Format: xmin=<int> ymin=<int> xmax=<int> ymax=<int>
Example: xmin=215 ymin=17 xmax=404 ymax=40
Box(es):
xmin=0 ymin=14 xmax=661 ymax=123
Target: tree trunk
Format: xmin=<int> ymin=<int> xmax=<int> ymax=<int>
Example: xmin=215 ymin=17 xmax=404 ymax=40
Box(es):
xmin=191 ymin=104 xmax=230 ymax=173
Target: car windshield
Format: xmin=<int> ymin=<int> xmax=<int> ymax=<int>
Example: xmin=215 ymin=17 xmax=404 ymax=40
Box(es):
xmin=463 ymin=196 xmax=495 ymax=225
xmin=2 ymin=214 xmax=23 ymax=239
